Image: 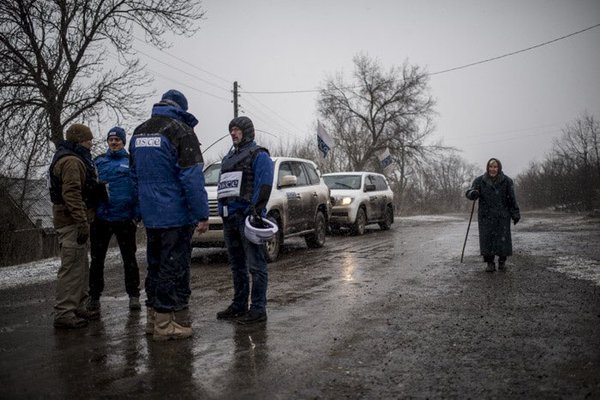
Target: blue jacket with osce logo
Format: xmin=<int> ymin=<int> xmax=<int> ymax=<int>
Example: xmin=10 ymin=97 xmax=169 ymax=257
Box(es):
xmin=129 ymin=105 xmax=209 ymax=229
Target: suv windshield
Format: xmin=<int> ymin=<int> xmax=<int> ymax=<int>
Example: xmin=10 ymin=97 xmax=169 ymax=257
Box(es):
xmin=324 ymin=175 xmax=362 ymax=190
xmin=203 ymin=163 xmax=221 ymax=186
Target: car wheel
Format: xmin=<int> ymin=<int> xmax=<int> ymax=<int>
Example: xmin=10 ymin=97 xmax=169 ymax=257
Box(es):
xmin=352 ymin=207 xmax=366 ymax=236
xmin=305 ymin=210 xmax=326 ymax=248
xmin=379 ymin=206 xmax=393 ymax=230
xmin=264 ymin=215 xmax=282 ymax=263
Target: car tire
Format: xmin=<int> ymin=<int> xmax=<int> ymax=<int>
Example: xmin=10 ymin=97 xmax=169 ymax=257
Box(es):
xmin=305 ymin=210 xmax=326 ymax=248
xmin=264 ymin=215 xmax=282 ymax=263
xmin=379 ymin=205 xmax=393 ymax=230
xmin=352 ymin=207 xmax=366 ymax=236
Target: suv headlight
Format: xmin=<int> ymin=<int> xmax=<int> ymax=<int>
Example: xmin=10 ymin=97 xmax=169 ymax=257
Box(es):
xmin=336 ymin=196 xmax=354 ymax=205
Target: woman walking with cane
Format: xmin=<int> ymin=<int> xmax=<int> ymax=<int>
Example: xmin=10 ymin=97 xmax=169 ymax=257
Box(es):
xmin=465 ymin=158 xmax=521 ymax=272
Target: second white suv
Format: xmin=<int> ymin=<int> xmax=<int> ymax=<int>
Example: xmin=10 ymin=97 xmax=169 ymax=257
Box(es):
xmin=192 ymin=157 xmax=331 ymax=262
xmin=323 ymin=172 xmax=394 ymax=235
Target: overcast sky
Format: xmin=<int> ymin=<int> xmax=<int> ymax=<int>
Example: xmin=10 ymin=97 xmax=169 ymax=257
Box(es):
xmin=127 ymin=0 xmax=600 ymax=176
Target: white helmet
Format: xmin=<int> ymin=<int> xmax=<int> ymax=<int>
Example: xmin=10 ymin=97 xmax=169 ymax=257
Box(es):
xmin=244 ymin=215 xmax=278 ymax=245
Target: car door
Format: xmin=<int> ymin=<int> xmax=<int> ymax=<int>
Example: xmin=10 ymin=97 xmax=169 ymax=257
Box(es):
xmin=301 ymin=161 xmax=322 ymax=226
xmin=277 ymin=161 xmax=304 ymax=234
xmin=374 ymin=175 xmax=390 ymax=218
xmin=288 ymin=161 xmax=313 ymax=230
xmin=364 ymin=174 xmax=383 ymax=221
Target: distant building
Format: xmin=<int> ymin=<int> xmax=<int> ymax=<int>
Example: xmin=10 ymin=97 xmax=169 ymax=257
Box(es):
xmin=0 ymin=177 xmax=58 ymax=266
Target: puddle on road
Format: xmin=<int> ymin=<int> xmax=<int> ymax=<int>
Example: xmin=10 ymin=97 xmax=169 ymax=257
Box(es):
xmin=550 ymin=255 xmax=600 ymax=286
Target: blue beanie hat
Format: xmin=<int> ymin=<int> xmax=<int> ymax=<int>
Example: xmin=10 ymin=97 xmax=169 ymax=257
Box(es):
xmin=161 ymin=89 xmax=188 ymax=111
xmin=107 ymin=126 xmax=126 ymax=145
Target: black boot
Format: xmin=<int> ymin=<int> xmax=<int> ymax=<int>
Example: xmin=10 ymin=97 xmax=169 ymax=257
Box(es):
xmin=216 ymin=305 xmax=246 ymax=320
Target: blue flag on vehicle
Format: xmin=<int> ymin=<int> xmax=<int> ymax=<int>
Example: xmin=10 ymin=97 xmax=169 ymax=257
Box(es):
xmin=378 ymin=148 xmax=393 ymax=173
xmin=317 ymin=121 xmax=334 ymax=158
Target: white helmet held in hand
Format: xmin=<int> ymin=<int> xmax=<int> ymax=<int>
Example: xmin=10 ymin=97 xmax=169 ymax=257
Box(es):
xmin=244 ymin=215 xmax=278 ymax=245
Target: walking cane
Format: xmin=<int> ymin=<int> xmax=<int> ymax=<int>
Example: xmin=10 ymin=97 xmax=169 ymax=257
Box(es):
xmin=460 ymin=200 xmax=476 ymax=263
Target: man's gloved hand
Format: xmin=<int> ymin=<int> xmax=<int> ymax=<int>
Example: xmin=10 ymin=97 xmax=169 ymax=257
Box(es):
xmin=469 ymin=190 xmax=480 ymax=200
xmin=76 ymin=222 xmax=90 ymax=245
xmin=512 ymin=216 xmax=520 ymax=226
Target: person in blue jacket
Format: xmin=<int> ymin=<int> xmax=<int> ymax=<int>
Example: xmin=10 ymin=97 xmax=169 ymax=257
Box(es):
xmin=130 ymin=89 xmax=209 ymax=341
xmin=88 ymin=127 xmax=141 ymax=312
xmin=216 ymin=116 xmax=274 ymax=324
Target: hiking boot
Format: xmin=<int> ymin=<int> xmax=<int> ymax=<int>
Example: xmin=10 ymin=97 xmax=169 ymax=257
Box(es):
xmin=485 ymin=262 xmax=495 ymax=272
xmin=153 ymin=312 xmax=192 ymax=341
xmin=75 ymin=307 xmax=100 ymax=320
xmin=498 ymin=261 xmax=506 ymax=271
xmin=236 ymin=310 xmax=267 ymax=325
xmin=54 ymin=315 xmax=88 ymax=329
xmin=129 ymin=296 xmax=141 ymax=311
xmin=216 ymin=305 xmax=246 ymax=320
xmin=87 ymin=297 xmax=100 ymax=311
xmin=145 ymin=307 xmax=155 ymax=335
xmin=174 ymin=308 xmax=191 ymax=328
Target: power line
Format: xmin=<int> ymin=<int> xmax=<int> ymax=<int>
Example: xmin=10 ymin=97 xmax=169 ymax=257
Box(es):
xmin=133 ymin=36 xmax=231 ymax=85
xmin=245 ymin=92 xmax=299 ymax=129
xmin=239 ymin=22 xmax=600 ymax=94
xmin=147 ymin=68 xmax=231 ymax=102
xmin=429 ymin=22 xmax=600 ymax=76
xmin=242 ymin=88 xmax=321 ymax=94
xmin=134 ymin=47 xmax=231 ymax=93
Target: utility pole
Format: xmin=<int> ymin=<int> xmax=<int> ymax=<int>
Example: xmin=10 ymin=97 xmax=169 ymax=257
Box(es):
xmin=233 ymin=81 xmax=239 ymax=118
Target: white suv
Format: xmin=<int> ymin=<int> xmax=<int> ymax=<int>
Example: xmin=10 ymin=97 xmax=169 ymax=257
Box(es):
xmin=323 ymin=172 xmax=394 ymax=235
xmin=192 ymin=157 xmax=331 ymax=262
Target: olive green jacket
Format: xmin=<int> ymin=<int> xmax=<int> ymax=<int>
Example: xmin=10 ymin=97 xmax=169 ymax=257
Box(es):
xmin=52 ymin=156 xmax=95 ymax=228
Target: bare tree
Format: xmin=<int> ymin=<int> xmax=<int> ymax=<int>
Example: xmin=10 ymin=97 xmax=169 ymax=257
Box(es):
xmin=401 ymin=152 xmax=478 ymax=214
xmin=317 ymin=54 xmax=437 ymax=176
xmin=0 ymin=0 xmax=205 ymax=171
xmin=517 ymin=112 xmax=600 ymax=211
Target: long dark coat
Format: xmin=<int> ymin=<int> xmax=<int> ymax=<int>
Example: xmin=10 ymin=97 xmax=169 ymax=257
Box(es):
xmin=466 ymin=173 xmax=520 ymax=257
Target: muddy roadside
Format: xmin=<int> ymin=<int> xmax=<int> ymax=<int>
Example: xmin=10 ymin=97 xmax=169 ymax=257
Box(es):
xmin=0 ymin=210 xmax=599 ymax=399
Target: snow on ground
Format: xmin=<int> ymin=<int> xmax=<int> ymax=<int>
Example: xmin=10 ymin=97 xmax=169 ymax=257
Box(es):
xmin=399 ymin=215 xmax=464 ymax=222
xmin=0 ymin=248 xmax=130 ymax=290
xmin=551 ymin=255 xmax=600 ymax=287
xmin=0 ymin=257 xmax=62 ymax=290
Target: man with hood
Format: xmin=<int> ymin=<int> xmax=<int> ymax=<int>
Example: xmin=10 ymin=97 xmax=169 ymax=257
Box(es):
xmin=49 ymin=123 xmax=104 ymax=328
xmin=88 ymin=126 xmax=141 ymax=313
xmin=216 ymin=116 xmax=274 ymax=324
xmin=130 ymin=90 xmax=209 ymax=341
xmin=465 ymin=158 xmax=521 ymax=272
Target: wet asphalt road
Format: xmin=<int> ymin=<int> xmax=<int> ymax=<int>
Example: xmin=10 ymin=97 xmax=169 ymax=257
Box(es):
xmin=1 ymin=211 xmax=599 ymax=399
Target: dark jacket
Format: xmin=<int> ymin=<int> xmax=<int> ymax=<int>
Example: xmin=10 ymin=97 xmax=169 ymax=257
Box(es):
xmin=95 ymin=148 xmax=138 ymax=222
xmin=466 ymin=173 xmax=520 ymax=256
xmin=49 ymin=141 xmax=98 ymax=228
xmin=217 ymin=141 xmax=274 ymax=217
xmin=130 ymin=108 xmax=209 ymax=229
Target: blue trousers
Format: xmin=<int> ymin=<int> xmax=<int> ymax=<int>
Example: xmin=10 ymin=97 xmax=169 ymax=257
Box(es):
xmin=145 ymin=225 xmax=194 ymax=313
xmin=223 ymin=213 xmax=268 ymax=313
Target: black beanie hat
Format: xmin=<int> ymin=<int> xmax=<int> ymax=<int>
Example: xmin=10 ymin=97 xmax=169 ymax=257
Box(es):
xmin=65 ymin=123 xmax=93 ymax=143
xmin=161 ymin=89 xmax=188 ymax=111
xmin=107 ymin=126 xmax=126 ymax=145
xmin=228 ymin=116 xmax=255 ymax=145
